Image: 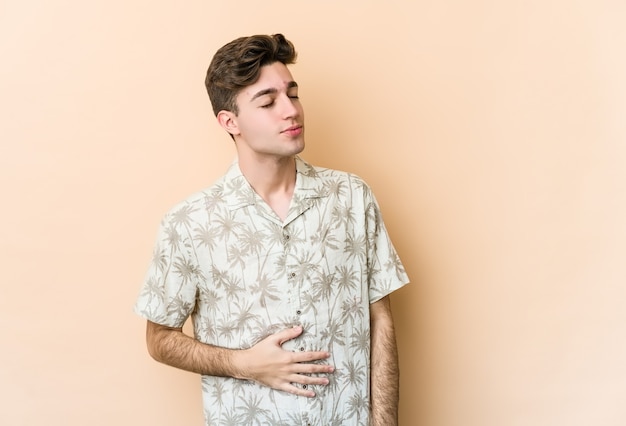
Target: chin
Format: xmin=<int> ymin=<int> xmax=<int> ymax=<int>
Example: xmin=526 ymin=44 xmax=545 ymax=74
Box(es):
xmin=286 ymin=140 xmax=305 ymax=156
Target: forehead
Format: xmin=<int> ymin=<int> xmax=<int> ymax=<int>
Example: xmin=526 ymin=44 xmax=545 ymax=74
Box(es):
xmin=239 ymin=62 xmax=296 ymax=100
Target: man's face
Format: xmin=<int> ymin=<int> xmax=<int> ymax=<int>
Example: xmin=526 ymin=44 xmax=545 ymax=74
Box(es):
xmin=231 ymin=62 xmax=305 ymax=160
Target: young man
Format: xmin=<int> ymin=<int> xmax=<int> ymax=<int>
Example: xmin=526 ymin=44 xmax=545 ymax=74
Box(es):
xmin=134 ymin=33 xmax=409 ymax=426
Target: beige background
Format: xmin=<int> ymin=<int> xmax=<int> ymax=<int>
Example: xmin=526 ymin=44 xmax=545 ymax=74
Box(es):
xmin=2 ymin=1 xmax=625 ymax=425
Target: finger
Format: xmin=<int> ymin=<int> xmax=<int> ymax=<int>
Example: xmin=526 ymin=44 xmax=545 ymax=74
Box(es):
xmin=293 ymin=362 xmax=335 ymax=375
xmin=293 ymin=350 xmax=331 ymax=363
xmin=289 ymin=373 xmax=331 ymax=386
xmin=281 ymin=381 xmax=317 ymax=398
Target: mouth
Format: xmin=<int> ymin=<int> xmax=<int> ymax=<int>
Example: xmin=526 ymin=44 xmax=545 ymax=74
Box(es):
xmin=282 ymin=125 xmax=303 ymax=137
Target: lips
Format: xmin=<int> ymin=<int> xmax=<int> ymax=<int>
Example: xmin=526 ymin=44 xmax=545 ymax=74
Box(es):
xmin=282 ymin=125 xmax=303 ymax=136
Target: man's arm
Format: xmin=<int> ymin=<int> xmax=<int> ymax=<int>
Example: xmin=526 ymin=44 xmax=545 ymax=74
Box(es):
xmin=146 ymin=321 xmax=334 ymax=397
xmin=370 ymin=295 xmax=400 ymax=425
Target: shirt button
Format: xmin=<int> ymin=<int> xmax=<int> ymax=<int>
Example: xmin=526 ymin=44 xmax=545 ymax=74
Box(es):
xmin=296 ymin=310 xmax=302 ymax=315
xmin=289 ymin=272 xmax=296 ymax=278
xmin=302 ymin=384 xmax=308 ymax=390
xmin=299 ymin=347 xmax=305 ymax=351
xmin=283 ymin=234 xmax=290 ymax=241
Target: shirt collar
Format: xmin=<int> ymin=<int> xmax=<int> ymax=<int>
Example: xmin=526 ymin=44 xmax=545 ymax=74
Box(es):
xmin=217 ymin=156 xmax=330 ymax=212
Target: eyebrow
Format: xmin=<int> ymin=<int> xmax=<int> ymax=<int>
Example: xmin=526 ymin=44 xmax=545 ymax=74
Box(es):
xmin=249 ymin=81 xmax=298 ymax=102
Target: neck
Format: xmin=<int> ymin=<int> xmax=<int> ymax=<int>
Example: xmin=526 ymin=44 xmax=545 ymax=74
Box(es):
xmin=238 ymin=154 xmax=297 ymax=220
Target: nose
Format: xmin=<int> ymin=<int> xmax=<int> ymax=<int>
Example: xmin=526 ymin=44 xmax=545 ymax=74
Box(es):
xmin=280 ymin=95 xmax=300 ymax=119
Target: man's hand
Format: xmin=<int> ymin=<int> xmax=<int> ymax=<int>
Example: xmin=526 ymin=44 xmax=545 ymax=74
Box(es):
xmin=146 ymin=321 xmax=333 ymax=397
xmin=234 ymin=325 xmax=335 ymax=397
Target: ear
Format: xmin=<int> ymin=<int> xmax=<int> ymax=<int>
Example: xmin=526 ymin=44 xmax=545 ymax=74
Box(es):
xmin=216 ymin=110 xmax=240 ymax=136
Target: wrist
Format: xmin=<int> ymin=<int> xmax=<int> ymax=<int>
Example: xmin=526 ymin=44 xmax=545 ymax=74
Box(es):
xmin=229 ymin=347 xmax=249 ymax=380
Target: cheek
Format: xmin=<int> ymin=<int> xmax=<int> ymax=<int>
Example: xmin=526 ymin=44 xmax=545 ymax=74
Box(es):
xmin=236 ymin=116 xmax=262 ymax=136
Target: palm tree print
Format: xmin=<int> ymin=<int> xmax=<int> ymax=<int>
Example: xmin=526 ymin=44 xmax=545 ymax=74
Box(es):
xmin=134 ymin=157 xmax=409 ymax=425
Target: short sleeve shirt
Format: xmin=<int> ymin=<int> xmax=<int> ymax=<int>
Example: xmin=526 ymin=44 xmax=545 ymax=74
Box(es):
xmin=134 ymin=157 xmax=409 ymax=426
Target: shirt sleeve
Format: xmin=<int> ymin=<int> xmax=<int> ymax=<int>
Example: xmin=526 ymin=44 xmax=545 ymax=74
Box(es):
xmin=363 ymin=185 xmax=410 ymax=303
xmin=133 ymin=208 xmax=200 ymax=328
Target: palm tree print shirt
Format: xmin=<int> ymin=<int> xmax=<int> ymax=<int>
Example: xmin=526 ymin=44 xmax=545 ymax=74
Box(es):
xmin=134 ymin=157 xmax=409 ymax=425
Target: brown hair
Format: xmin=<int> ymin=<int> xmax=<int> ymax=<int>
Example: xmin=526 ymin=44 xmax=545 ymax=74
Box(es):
xmin=205 ymin=33 xmax=297 ymax=116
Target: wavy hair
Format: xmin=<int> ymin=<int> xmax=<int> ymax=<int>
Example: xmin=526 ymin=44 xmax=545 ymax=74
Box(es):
xmin=205 ymin=33 xmax=297 ymax=116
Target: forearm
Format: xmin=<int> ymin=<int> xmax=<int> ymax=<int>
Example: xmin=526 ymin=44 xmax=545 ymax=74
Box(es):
xmin=145 ymin=321 xmax=334 ymax=397
xmin=146 ymin=321 xmax=243 ymax=378
xmin=370 ymin=297 xmax=399 ymax=426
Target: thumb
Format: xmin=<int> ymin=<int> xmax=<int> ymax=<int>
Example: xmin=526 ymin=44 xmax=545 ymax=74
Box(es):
xmin=274 ymin=325 xmax=304 ymax=346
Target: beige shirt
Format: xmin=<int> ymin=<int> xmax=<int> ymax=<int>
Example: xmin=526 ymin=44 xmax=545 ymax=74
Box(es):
xmin=135 ymin=157 xmax=409 ymax=426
